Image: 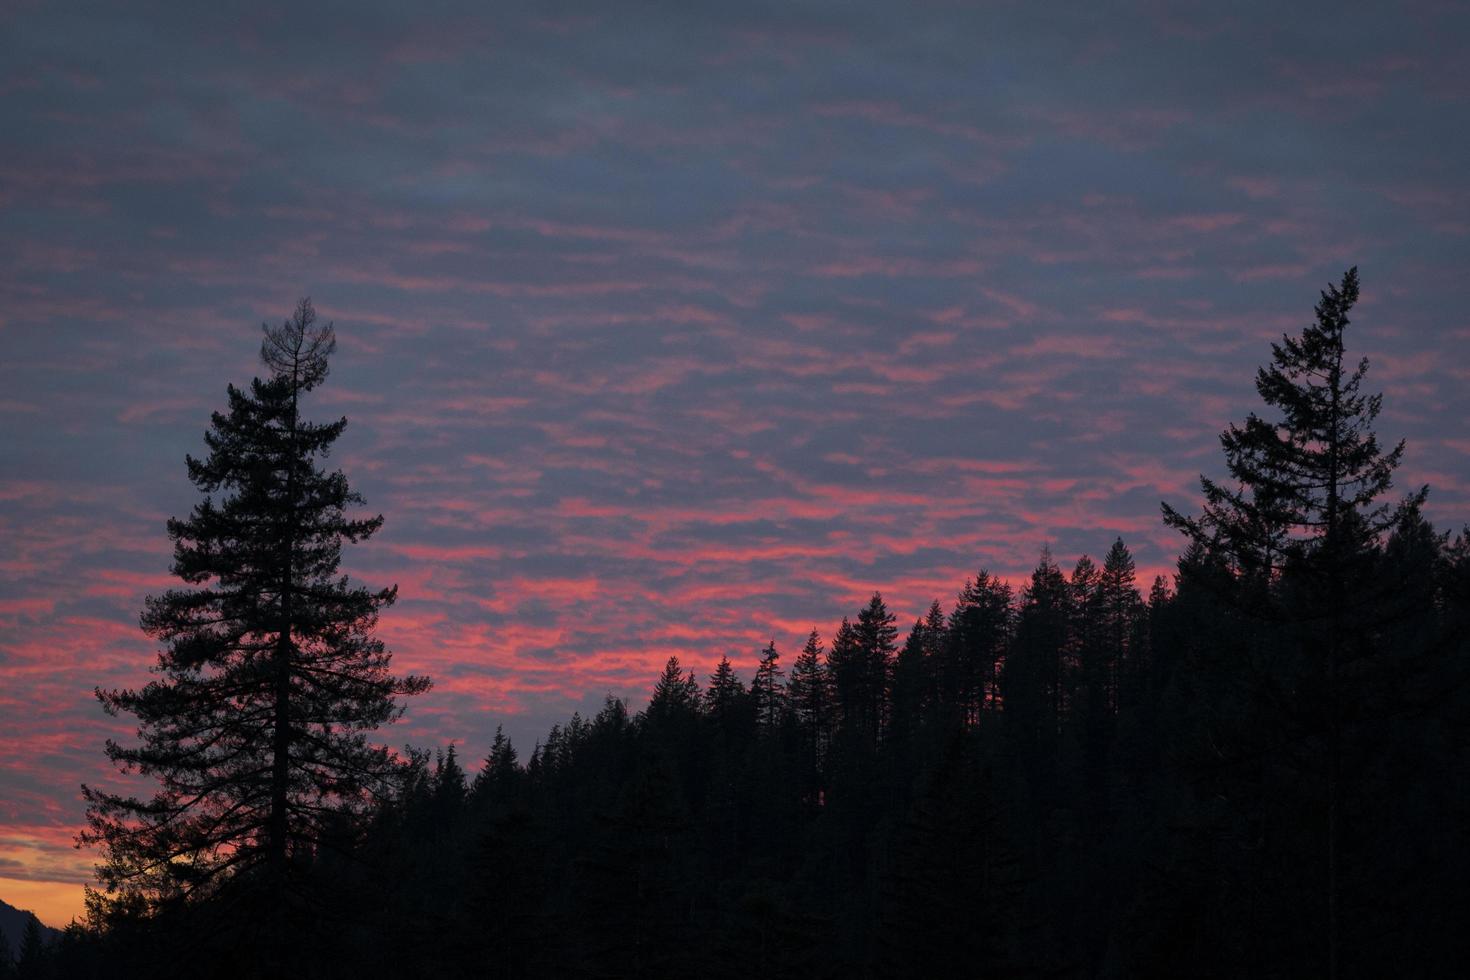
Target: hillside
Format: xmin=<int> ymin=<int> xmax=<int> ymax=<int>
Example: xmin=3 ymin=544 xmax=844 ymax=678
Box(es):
xmin=0 ymin=897 xmax=61 ymax=952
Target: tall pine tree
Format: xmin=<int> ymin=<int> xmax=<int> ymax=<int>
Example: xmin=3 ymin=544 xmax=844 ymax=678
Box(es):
xmin=1162 ymin=268 xmax=1426 ymax=979
xmin=788 ymin=629 xmax=831 ymax=790
xmin=80 ymin=301 xmax=429 ymax=962
xmin=750 ymin=641 xmax=786 ymax=734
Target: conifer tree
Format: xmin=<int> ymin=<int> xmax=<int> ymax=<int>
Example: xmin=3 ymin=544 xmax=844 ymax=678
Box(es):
xmin=1161 ymin=268 xmax=1426 ymax=979
xmin=1097 ymin=539 xmax=1142 ymax=714
xmin=646 ymin=656 xmax=702 ymax=733
xmin=788 ymin=629 xmax=831 ymax=775
xmin=79 ymin=301 xmax=429 ymax=955
xmin=1003 ymin=547 xmax=1072 ymax=811
xmin=850 ymin=594 xmax=898 ymax=744
xmin=1008 ymin=548 xmax=1070 ymax=731
xmin=433 ymin=745 xmax=468 ymax=818
xmin=920 ymin=599 xmax=948 ymax=716
xmin=705 ymin=654 xmax=746 ymax=722
xmin=649 ymin=656 xmax=691 ymax=711
xmin=1163 ymin=268 xmax=1424 ymax=585
xmin=947 ymin=573 xmax=1011 ymax=726
xmin=473 ymin=725 xmax=521 ymax=805
xmin=1067 ymin=554 xmax=1101 ymax=719
xmin=827 ymin=617 xmax=862 ymax=740
xmin=750 ymin=641 xmax=786 ymax=734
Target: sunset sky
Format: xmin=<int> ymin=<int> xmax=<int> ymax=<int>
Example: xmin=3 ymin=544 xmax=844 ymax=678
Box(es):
xmin=3 ymin=1 xmax=1468 ymax=928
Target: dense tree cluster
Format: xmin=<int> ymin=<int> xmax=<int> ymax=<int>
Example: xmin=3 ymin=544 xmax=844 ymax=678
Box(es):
xmin=40 ymin=273 xmax=1466 ymax=978
xmin=51 ymin=523 xmax=1469 ymax=978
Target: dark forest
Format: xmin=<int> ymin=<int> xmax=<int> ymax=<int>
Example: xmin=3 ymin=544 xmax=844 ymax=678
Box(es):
xmin=6 ymin=271 xmax=1467 ymax=980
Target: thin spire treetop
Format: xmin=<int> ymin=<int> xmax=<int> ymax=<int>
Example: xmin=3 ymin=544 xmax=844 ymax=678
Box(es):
xmin=261 ymin=297 xmax=336 ymax=392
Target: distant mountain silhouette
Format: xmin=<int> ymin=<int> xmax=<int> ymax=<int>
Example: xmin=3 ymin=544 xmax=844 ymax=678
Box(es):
xmin=0 ymin=896 xmax=62 ymax=949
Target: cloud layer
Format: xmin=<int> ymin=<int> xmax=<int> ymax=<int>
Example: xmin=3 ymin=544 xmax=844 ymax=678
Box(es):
xmin=3 ymin=0 xmax=1468 ymax=926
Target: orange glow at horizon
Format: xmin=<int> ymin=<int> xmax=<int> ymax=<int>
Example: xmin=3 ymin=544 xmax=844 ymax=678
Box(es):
xmin=0 ymin=876 xmax=87 ymax=932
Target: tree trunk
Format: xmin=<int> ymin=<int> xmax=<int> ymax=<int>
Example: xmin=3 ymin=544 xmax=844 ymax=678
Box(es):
xmin=268 ymin=354 xmax=303 ymax=967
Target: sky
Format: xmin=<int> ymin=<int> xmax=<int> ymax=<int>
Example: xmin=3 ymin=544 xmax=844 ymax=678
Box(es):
xmin=3 ymin=0 xmax=1469 ymax=928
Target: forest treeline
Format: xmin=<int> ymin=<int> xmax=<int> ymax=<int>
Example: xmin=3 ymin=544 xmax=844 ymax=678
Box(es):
xmin=10 ymin=272 xmax=1469 ymax=979
xmin=25 ymin=530 xmax=1470 ymax=979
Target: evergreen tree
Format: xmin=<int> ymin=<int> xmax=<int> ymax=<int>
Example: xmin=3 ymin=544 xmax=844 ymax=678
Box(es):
xmin=647 ymin=656 xmax=700 ymax=724
xmin=751 ymin=640 xmax=786 ymax=734
xmin=787 ymin=629 xmax=831 ymax=782
xmin=1163 ymin=267 xmax=1424 ymax=585
xmin=1097 ymin=539 xmax=1143 ymax=714
xmin=827 ymin=617 xmax=863 ymax=741
xmin=854 ymin=593 xmax=898 ymax=743
xmin=1066 ymin=554 xmax=1100 ymax=717
xmin=705 ymin=654 xmax=746 ymax=723
xmin=644 ymin=655 xmax=704 ymax=798
xmin=1162 ymin=268 xmax=1427 ymax=979
xmin=472 ymin=724 xmax=521 ymax=805
xmin=920 ymin=599 xmax=948 ymax=719
xmin=945 ymin=574 xmax=1011 ymax=727
xmin=819 ymin=593 xmax=899 ymax=757
xmin=432 ymin=744 xmax=468 ymax=821
xmin=537 ymin=724 xmax=567 ymax=780
xmin=79 ymin=301 xmax=430 ymax=962
xmin=1006 ymin=548 xmax=1070 ymax=746
xmin=1068 ymin=552 xmax=1114 ymax=826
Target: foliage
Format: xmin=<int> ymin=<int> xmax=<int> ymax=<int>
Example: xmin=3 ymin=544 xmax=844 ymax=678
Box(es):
xmin=78 ymin=301 xmax=429 ymax=971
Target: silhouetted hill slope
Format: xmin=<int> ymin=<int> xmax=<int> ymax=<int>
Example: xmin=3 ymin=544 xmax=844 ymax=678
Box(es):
xmin=0 ymin=897 xmax=62 ymax=949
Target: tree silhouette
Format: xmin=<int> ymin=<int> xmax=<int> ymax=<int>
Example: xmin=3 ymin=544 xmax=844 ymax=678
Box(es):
xmin=1163 ymin=267 xmax=1424 ymax=583
xmin=1162 ymin=268 xmax=1427 ymax=979
xmin=1005 ymin=548 xmax=1070 ymax=756
xmin=751 ymin=640 xmax=786 ymax=734
xmin=472 ymin=724 xmax=521 ymax=807
xmin=1096 ymin=538 xmax=1142 ymax=714
xmin=787 ymin=628 xmax=831 ymax=802
xmin=646 ymin=655 xmax=701 ymax=727
xmin=945 ymin=574 xmax=1010 ymax=728
xmin=79 ymin=300 xmax=429 ymax=966
xmin=704 ymin=654 xmax=746 ymax=723
xmin=854 ymin=593 xmax=898 ymax=743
